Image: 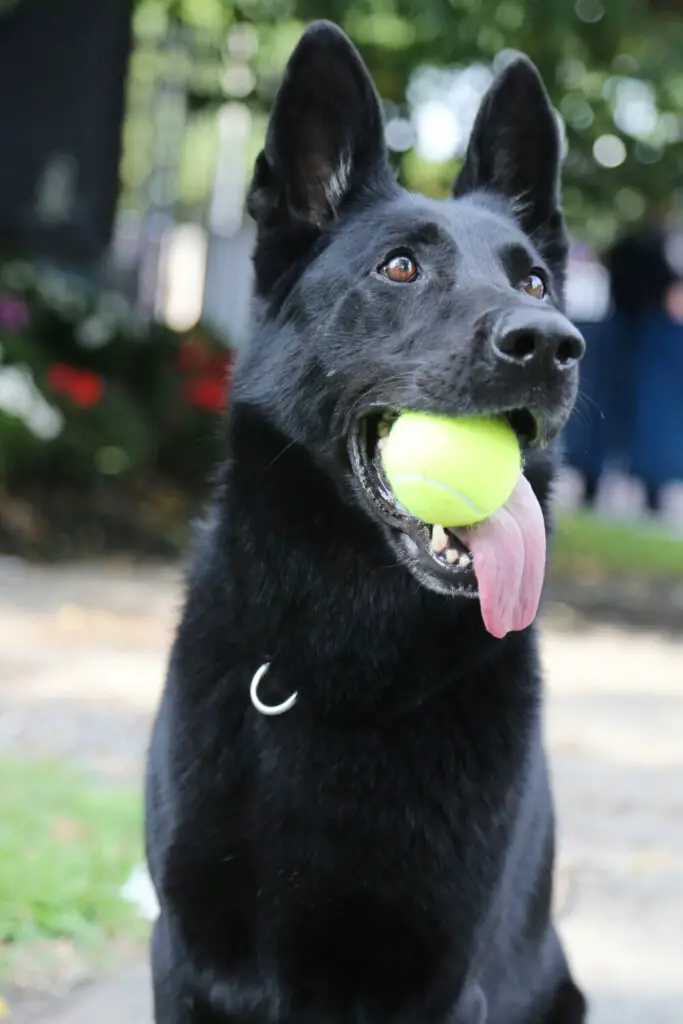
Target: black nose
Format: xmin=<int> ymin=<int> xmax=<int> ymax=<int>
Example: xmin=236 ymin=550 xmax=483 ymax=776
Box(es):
xmin=492 ymin=311 xmax=585 ymax=372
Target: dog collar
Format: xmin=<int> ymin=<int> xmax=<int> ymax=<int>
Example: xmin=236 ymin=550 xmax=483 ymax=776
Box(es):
xmin=250 ymin=662 xmax=298 ymax=716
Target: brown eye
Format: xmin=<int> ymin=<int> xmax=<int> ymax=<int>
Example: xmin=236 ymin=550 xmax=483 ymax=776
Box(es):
xmin=523 ymin=271 xmax=546 ymax=300
xmin=381 ymin=253 xmax=418 ymax=284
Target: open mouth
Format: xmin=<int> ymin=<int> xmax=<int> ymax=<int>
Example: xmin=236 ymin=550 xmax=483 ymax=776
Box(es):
xmin=350 ymin=410 xmax=476 ymax=581
xmin=348 ymin=407 xmax=547 ymax=637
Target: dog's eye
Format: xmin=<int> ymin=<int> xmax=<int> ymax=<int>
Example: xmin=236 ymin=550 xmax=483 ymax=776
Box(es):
xmin=523 ymin=272 xmax=546 ymax=300
xmin=380 ymin=253 xmax=419 ymax=284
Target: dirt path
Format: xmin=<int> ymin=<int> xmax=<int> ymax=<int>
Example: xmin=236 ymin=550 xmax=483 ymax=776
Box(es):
xmin=1 ymin=560 xmax=681 ymax=1022
xmin=0 ymin=559 xmax=179 ymax=780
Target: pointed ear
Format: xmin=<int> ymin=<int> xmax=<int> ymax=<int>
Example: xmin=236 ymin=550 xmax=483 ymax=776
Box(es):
xmin=247 ymin=21 xmax=390 ymax=231
xmin=454 ymin=55 xmax=566 ymax=271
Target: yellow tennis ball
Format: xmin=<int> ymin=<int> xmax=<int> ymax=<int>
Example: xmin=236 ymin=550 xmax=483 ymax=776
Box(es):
xmin=381 ymin=412 xmax=521 ymax=527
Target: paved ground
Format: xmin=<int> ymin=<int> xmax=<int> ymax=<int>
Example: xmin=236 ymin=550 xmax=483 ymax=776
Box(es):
xmin=1 ymin=560 xmax=681 ymax=1022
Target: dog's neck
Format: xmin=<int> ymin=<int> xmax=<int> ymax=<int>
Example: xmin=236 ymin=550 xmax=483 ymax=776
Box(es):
xmin=192 ymin=406 xmax=542 ymax=717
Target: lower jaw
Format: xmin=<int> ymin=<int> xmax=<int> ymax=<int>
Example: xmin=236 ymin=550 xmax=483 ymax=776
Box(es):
xmin=392 ymin=527 xmax=479 ymax=596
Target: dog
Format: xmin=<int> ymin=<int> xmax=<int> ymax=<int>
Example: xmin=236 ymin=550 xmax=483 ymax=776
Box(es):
xmin=145 ymin=20 xmax=587 ymax=1023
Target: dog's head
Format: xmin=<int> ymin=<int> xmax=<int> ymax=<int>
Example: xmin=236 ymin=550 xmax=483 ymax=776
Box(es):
xmin=236 ymin=21 xmax=584 ymax=637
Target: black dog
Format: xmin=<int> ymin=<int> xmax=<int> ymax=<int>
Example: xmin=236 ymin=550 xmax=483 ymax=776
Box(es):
xmin=145 ymin=20 xmax=587 ymax=1023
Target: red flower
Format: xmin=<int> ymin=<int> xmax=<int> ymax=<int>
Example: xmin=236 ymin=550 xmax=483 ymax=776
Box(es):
xmin=210 ymin=353 xmax=232 ymax=378
xmin=46 ymin=363 xmax=104 ymax=408
xmin=178 ymin=344 xmax=234 ymax=414
xmin=183 ymin=376 xmax=227 ymax=413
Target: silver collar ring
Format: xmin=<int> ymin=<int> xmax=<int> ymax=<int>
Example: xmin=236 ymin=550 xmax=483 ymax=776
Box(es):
xmin=250 ymin=662 xmax=298 ymax=717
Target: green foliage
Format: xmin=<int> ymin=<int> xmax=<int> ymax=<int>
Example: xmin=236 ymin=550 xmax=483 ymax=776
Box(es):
xmin=131 ymin=0 xmax=683 ymax=247
xmin=552 ymin=510 xmax=683 ymax=579
xmin=0 ymin=757 xmax=144 ymax=973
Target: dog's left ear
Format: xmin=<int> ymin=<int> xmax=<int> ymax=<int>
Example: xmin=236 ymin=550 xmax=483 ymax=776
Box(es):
xmin=454 ymin=55 xmax=566 ymax=271
xmin=247 ymin=21 xmax=390 ymax=231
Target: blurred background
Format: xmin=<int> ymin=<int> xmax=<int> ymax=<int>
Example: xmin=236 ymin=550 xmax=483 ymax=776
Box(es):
xmin=0 ymin=1 xmax=682 ymax=1022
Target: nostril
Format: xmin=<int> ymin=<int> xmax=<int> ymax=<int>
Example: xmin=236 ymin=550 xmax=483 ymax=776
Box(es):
xmin=510 ymin=331 xmax=536 ymax=360
xmin=494 ymin=328 xmax=538 ymax=364
xmin=554 ymin=333 xmax=585 ymax=368
xmin=555 ymin=340 xmax=576 ymax=367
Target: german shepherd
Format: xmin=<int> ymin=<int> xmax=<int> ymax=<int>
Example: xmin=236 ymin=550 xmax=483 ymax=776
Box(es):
xmin=146 ymin=20 xmax=587 ymax=1023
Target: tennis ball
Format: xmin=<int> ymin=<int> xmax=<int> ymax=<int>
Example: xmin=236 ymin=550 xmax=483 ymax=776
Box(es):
xmin=381 ymin=412 xmax=521 ymax=527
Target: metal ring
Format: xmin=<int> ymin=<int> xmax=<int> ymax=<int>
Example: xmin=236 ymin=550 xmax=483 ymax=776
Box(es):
xmin=249 ymin=662 xmax=298 ymax=717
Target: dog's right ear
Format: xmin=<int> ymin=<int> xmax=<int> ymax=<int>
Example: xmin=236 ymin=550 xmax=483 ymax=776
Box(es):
xmin=247 ymin=21 xmax=390 ymax=234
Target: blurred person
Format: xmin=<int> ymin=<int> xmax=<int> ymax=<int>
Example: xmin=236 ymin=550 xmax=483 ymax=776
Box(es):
xmin=605 ymin=218 xmax=676 ymax=327
xmin=562 ymin=245 xmax=612 ymax=507
xmin=602 ymin=211 xmax=680 ymax=514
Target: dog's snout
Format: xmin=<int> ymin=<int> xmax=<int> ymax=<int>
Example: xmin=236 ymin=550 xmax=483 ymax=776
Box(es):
xmin=492 ymin=313 xmax=585 ymax=373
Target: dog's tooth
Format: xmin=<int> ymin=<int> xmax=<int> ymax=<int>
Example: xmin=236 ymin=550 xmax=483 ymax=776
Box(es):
xmin=430 ymin=524 xmax=449 ymax=554
xmin=377 ymin=436 xmax=388 ymax=453
xmin=445 ymin=547 xmax=460 ymax=565
xmin=377 ymin=419 xmax=391 ymax=439
xmin=459 ymin=553 xmax=471 ymax=568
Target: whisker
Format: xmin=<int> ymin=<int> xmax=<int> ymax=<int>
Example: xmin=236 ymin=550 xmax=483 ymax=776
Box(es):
xmin=268 ymin=440 xmax=297 ymax=467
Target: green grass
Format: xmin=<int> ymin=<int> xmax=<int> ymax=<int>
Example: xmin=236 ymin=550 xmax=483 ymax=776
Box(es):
xmin=0 ymin=758 xmax=146 ymax=986
xmin=551 ymin=511 xmax=683 ymax=578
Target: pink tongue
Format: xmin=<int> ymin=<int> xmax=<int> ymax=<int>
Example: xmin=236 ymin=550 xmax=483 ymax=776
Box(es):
xmin=452 ymin=474 xmax=546 ymax=639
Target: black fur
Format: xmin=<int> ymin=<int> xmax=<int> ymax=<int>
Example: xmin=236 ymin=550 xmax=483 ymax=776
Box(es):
xmin=146 ymin=21 xmax=587 ymax=1023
